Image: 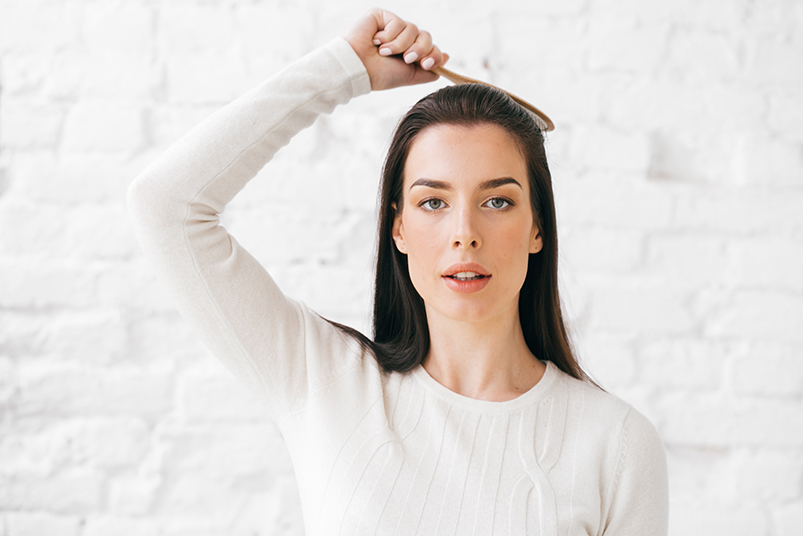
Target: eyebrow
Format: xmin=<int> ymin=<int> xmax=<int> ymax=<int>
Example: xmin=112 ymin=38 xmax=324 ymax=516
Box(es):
xmin=409 ymin=177 xmax=522 ymax=191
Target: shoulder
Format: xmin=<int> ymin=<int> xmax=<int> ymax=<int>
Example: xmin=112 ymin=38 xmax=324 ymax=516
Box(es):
xmin=553 ymin=365 xmax=666 ymax=468
xmin=553 ymin=367 xmax=636 ymax=435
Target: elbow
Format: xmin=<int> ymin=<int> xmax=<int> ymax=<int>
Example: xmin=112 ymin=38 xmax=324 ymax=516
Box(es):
xmin=125 ymin=167 xmax=183 ymax=237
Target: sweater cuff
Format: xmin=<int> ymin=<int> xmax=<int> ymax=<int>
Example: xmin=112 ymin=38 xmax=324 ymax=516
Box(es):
xmin=324 ymin=37 xmax=372 ymax=98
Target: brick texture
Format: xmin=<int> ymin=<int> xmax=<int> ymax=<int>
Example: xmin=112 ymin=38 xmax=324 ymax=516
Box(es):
xmin=1 ymin=0 xmax=801 ymax=534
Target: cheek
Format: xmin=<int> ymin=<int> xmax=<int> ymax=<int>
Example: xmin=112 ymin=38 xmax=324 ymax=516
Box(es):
xmin=495 ymin=220 xmax=535 ymax=277
xmin=404 ymin=218 xmax=442 ymax=267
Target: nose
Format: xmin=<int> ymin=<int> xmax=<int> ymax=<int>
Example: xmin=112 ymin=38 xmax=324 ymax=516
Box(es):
xmin=451 ymin=205 xmax=481 ymax=250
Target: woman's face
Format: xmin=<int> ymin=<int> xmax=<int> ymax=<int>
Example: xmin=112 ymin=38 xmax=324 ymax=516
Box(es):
xmin=392 ymin=123 xmax=542 ymax=325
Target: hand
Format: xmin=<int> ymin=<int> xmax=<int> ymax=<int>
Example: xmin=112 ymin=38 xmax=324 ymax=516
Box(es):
xmin=344 ymin=8 xmax=449 ymax=91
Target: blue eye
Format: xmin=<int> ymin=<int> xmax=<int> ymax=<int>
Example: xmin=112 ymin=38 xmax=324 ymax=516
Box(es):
xmin=486 ymin=197 xmax=512 ymax=209
xmin=421 ymin=198 xmax=445 ymax=211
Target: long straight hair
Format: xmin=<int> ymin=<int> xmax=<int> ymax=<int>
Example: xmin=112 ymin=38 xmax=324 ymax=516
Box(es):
xmin=329 ymin=83 xmax=598 ymax=386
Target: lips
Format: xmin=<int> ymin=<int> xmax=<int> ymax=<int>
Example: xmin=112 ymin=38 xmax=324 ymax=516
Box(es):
xmin=443 ymin=263 xmax=491 ymax=279
xmin=442 ymin=263 xmax=492 ymax=293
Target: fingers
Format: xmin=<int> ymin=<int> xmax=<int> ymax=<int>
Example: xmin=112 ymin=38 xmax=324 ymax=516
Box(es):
xmin=372 ymin=14 xmax=406 ymax=47
xmin=376 ymin=20 xmax=419 ymax=57
xmin=372 ymin=11 xmax=446 ymax=71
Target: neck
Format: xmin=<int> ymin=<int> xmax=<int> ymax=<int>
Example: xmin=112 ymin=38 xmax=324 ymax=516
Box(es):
xmin=422 ymin=303 xmax=546 ymax=401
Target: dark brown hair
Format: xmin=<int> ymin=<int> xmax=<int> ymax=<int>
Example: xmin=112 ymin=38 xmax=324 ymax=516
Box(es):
xmin=330 ymin=83 xmax=598 ymax=386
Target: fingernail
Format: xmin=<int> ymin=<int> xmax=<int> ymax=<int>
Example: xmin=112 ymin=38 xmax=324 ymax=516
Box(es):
xmin=373 ymin=39 xmax=381 ymax=45
xmin=379 ymin=47 xmax=392 ymax=56
xmin=421 ymin=57 xmax=435 ymax=70
xmin=404 ymin=51 xmax=418 ymax=64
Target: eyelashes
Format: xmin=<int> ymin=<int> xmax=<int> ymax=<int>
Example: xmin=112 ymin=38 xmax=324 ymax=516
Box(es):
xmin=421 ymin=198 xmax=445 ymax=211
xmin=418 ymin=196 xmax=515 ymax=212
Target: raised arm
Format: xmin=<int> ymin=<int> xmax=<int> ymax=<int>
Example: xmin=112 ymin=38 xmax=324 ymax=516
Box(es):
xmin=126 ymin=10 xmax=447 ymax=420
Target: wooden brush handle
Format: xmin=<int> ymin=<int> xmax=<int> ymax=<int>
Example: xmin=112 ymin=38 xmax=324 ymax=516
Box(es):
xmin=431 ymin=66 xmax=555 ymax=132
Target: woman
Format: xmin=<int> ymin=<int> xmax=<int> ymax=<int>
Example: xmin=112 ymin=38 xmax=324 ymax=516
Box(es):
xmin=127 ymin=8 xmax=669 ymax=535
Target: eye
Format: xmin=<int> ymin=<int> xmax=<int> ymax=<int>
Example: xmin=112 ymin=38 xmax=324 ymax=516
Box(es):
xmin=420 ymin=198 xmax=446 ymax=211
xmin=484 ymin=197 xmax=513 ymax=210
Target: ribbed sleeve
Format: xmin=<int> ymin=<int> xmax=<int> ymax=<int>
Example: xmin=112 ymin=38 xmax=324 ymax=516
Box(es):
xmin=601 ymin=407 xmax=670 ymax=535
xmin=126 ymin=38 xmax=372 ymax=419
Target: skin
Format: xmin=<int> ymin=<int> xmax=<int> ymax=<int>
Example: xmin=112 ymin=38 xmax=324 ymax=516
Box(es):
xmin=345 ymin=9 xmax=546 ymax=400
xmin=393 ymin=124 xmax=546 ymax=401
xmin=344 ymin=8 xmax=449 ymax=90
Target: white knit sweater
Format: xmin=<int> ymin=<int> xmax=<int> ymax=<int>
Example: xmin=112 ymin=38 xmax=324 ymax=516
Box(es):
xmin=127 ymin=37 xmax=669 ymax=536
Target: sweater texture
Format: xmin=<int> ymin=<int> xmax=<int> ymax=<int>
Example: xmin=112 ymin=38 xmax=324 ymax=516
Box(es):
xmin=127 ymin=37 xmax=669 ymax=536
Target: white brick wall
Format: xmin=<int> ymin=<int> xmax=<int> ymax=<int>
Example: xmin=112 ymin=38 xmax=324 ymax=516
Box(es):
xmin=1 ymin=0 xmax=801 ymax=534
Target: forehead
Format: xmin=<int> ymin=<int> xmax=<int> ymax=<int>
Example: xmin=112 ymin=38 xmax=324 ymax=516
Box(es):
xmin=403 ymin=123 xmax=528 ymax=190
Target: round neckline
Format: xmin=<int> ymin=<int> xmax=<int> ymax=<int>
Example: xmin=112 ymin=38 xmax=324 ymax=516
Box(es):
xmin=411 ymin=360 xmax=558 ymax=414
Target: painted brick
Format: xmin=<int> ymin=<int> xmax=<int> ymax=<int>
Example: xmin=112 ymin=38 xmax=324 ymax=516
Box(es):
xmin=64 ymin=204 xmax=138 ymax=261
xmin=235 ymin=3 xmax=314 ymax=66
xmin=745 ymin=0 xmax=803 ymax=37
xmin=3 ymin=152 xmax=128 ymax=205
xmin=69 ymin=418 xmax=151 ymax=470
xmin=564 ymin=125 xmax=651 ymax=173
xmin=707 ymin=291 xmax=803 ymax=342
xmin=81 ymin=1 xmax=153 ymax=60
xmin=5 ymin=512 xmax=81 ymax=536
xmin=666 ymin=446 xmax=736 ymax=501
xmin=731 ymin=134 xmax=803 ymax=188
xmin=659 ymin=394 xmax=803 ymax=447
xmin=575 ymin=333 xmax=638 ymax=390
xmin=108 ymin=475 xmax=161 ymax=516
xmin=587 ymin=283 xmax=695 ymax=335
xmin=0 ymin=97 xmax=64 ymax=149
xmin=0 ymin=421 xmax=66 ymax=476
xmin=157 ymin=474 xmax=258 ymax=519
xmin=0 ymin=259 xmax=97 ymax=309
xmin=727 ymin=235 xmax=803 ymax=292
xmin=731 ymin=341 xmax=803 ymax=397
xmin=36 ymin=309 xmax=127 ymax=365
xmin=0 ymin=470 xmax=102 ymax=514
xmin=643 ymin=233 xmax=728 ymax=290
xmin=661 ymin=28 xmax=739 ymax=83
xmin=497 ymin=15 xmax=587 ymax=80
xmin=0 ymin=356 xmax=13 ymax=404
xmin=0 ymin=53 xmax=50 ymax=95
xmin=669 ymin=501 xmax=768 ymax=536
xmin=744 ymin=34 xmax=803 ymax=87
xmin=165 ymin=53 xmax=249 ymax=104
xmin=0 ymin=1 xmax=79 ymax=53
xmin=177 ymin=363 xmax=271 ymax=422
xmin=639 ymin=339 xmax=727 ymax=392
xmin=45 ymin=53 xmax=160 ymax=100
xmin=734 ymin=449 xmax=803 ymax=501
xmin=560 ymin=227 xmax=644 ymax=272
xmin=81 ymin=516 xmax=161 ymax=536
xmin=672 ymin=189 xmax=803 ymax=235
xmin=16 ymin=362 xmax=173 ymax=418
xmin=558 ymin=174 xmax=675 ymax=229
xmin=96 ymin=261 xmax=182 ymax=312
xmin=0 ymin=200 xmax=66 ymax=257
xmin=768 ymin=90 xmax=803 ymax=143
xmin=775 ymin=502 xmax=803 ymax=536
xmin=156 ymin=422 xmax=291 ymax=480
xmin=124 ymin=311 xmax=210 ymax=364
xmin=587 ymin=16 xmax=671 ymax=74
xmin=159 ymin=4 xmax=235 ymax=55
xmin=62 ymin=101 xmax=144 ymax=152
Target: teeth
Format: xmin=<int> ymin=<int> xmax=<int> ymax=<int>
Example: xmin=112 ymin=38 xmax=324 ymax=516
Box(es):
xmin=452 ymin=271 xmax=482 ymax=281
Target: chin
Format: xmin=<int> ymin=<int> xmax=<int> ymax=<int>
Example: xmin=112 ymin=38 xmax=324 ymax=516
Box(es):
xmin=428 ymin=296 xmax=506 ymax=325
